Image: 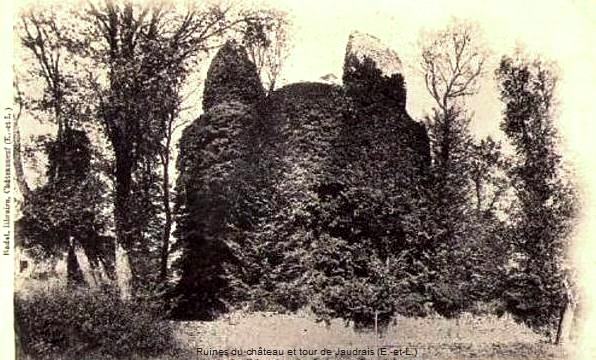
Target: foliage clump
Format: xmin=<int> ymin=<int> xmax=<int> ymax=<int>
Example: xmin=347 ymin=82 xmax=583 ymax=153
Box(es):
xmin=496 ymin=54 xmax=578 ymax=334
xmin=15 ymin=286 xmax=175 ymax=359
xmin=18 ymin=128 xmax=114 ymax=286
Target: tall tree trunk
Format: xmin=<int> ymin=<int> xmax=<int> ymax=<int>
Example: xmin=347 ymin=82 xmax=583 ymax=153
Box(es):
xmin=115 ymin=241 xmax=133 ymax=300
xmin=475 ymin=179 xmax=482 ymax=213
xmin=159 ymin=151 xmax=172 ymax=282
xmin=268 ymin=79 xmax=276 ymax=94
xmin=75 ymin=246 xmax=111 ymax=289
xmin=66 ymin=236 xmax=85 ymax=288
xmin=114 ymin=146 xmax=135 ymax=299
xmin=555 ymin=299 xmax=575 ymax=345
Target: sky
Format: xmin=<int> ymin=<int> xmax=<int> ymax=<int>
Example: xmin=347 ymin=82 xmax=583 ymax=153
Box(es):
xmin=6 ymin=0 xmax=596 ymax=355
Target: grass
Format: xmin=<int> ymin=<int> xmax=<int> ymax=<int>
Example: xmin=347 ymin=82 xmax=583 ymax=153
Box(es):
xmin=15 ymin=278 xmax=577 ymax=360
xmin=17 ymin=309 xmax=575 ymax=360
xmin=171 ymin=310 xmax=572 ymax=360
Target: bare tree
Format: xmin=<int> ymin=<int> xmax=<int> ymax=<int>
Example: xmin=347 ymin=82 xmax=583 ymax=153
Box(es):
xmin=420 ymin=20 xmax=488 ymax=178
xmin=241 ymin=8 xmax=292 ymax=93
xmin=421 ymin=20 xmax=486 ymax=112
xmin=419 ymin=18 xmax=488 ymax=204
xmin=419 ymin=19 xmax=490 ymax=313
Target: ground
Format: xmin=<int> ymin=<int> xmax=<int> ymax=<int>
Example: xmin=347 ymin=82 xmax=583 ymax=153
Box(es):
xmin=168 ymin=310 xmax=572 ymax=360
xmin=14 ymin=278 xmax=576 ymax=360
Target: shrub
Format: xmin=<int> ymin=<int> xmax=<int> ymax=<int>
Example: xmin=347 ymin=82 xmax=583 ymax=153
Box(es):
xmin=428 ymin=280 xmax=467 ymax=317
xmin=15 ymin=286 xmax=175 ymax=359
xmin=394 ymin=291 xmax=431 ymax=317
xmin=501 ymin=271 xmax=565 ymax=335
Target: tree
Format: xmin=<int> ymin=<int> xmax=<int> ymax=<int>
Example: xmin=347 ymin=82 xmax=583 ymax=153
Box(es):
xmin=421 ymin=20 xmax=486 ymax=112
xmin=464 ymin=136 xmax=512 ymax=301
xmin=18 ymin=129 xmax=114 ymax=288
xmin=157 ymin=96 xmax=190 ymax=282
xmin=16 ymin=0 xmax=293 ymax=302
xmin=469 ymin=137 xmax=510 ymax=217
xmin=20 ymin=10 xmax=70 ymax=144
xmin=86 ymin=0 xmax=260 ymax=295
xmin=419 ymin=19 xmax=488 ymax=314
xmin=17 ymin=7 xmax=113 ymax=287
xmin=496 ymin=52 xmax=578 ymax=341
xmin=240 ymin=8 xmax=292 ymax=93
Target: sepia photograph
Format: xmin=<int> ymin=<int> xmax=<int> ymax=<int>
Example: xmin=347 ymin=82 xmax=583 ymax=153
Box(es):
xmin=4 ymin=0 xmax=596 ymax=359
